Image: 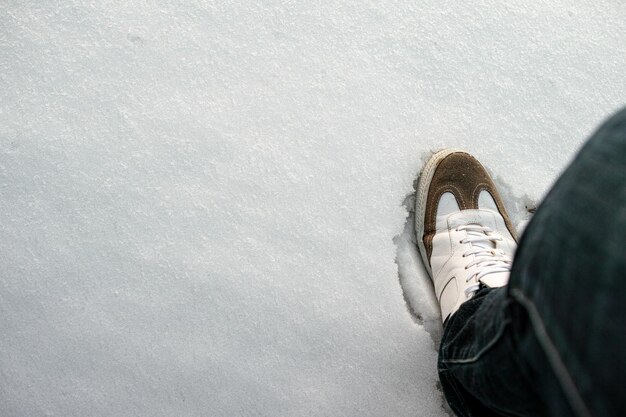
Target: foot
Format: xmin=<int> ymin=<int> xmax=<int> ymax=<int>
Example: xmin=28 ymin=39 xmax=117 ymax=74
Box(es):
xmin=415 ymin=149 xmax=518 ymax=322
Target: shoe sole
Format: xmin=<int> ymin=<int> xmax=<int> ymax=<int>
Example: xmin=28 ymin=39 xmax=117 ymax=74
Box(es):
xmin=415 ymin=148 xmax=466 ymax=277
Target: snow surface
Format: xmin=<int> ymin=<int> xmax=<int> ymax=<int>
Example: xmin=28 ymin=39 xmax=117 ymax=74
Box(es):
xmin=1 ymin=1 xmax=625 ymax=416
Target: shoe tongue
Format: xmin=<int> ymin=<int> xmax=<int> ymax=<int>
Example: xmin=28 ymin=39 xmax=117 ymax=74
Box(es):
xmin=466 ymin=226 xmax=496 ymax=250
xmin=456 ymin=211 xmax=506 ymax=287
xmin=480 ymin=272 xmax=510 ymax=288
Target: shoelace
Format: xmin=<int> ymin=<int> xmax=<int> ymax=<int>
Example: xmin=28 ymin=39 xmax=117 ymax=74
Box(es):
xmin=456 ymin=224 xmax=513 ymax=298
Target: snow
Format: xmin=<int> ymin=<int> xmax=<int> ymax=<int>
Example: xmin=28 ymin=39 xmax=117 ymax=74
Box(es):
xmin=1 ymin=1 xmax=625 ymax=416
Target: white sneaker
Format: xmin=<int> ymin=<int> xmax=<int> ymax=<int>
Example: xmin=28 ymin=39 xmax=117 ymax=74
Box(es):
xmin=415 ymin=149 xmax=518 ymax=321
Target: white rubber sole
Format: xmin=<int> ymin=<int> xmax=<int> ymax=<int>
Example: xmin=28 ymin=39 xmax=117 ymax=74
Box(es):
xmin=415 ymin=148 xmax=466 ymax=276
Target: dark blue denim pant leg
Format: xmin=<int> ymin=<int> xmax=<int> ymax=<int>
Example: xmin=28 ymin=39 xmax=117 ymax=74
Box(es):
xmin=438 ymin=108 xmax=626 ymax=417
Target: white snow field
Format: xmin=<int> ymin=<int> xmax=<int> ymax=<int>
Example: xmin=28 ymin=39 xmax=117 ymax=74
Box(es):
xmin=1 ymin=1 xmax=625 ymax=416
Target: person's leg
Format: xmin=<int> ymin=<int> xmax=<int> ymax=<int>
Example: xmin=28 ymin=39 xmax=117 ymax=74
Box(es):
xmin=505 ymin=108 xmax=626 ymax=416
xmin=438 ymin=287 xmax=549 ymax=417
xmin=416 ymin=108 xmax=626 ymax=416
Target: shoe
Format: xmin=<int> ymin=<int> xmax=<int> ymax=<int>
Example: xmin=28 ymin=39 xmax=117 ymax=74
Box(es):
xmin=415 ymin=149 xmax=518 ymax=321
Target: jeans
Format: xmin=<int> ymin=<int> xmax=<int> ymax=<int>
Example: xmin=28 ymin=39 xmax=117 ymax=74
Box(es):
xmin=438 ymin=108 xmax=626 ymax=417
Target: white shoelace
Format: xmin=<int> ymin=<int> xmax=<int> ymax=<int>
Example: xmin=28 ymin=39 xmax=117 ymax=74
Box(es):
xmin=456 ymin=224 xmax=513 ymax=298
